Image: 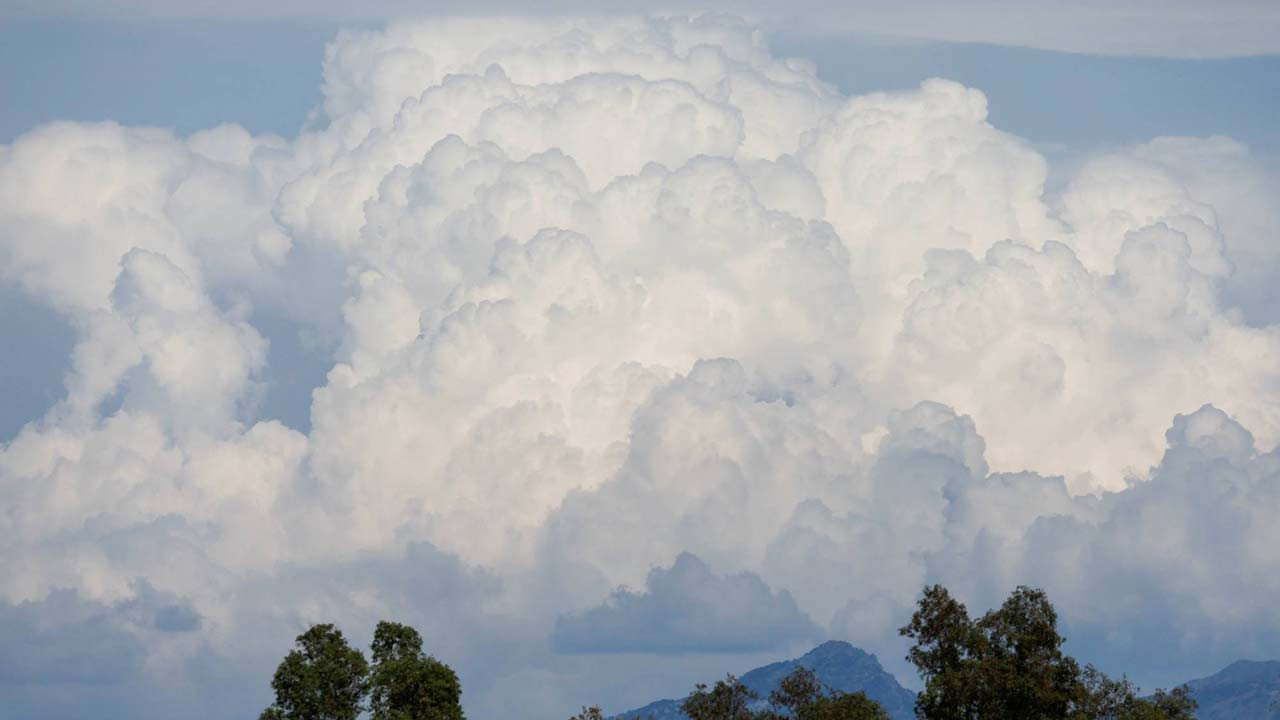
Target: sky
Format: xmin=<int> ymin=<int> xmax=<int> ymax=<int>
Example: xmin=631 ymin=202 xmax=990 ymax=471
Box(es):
xmin=1 ymin=4 xmax=1279 ymax=719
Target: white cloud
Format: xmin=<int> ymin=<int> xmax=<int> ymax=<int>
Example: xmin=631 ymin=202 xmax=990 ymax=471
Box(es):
xmin=1 ymin=13 xmax=1279 ymax=718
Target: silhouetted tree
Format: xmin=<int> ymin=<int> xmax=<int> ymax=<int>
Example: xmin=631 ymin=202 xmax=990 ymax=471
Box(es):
xmin=567 ymin=707 xmax=606 ymax=720
xmin=368 ymin=620 xmax=464 ymax=720
xmin=260 ymin=623 xmax=369 ymax=720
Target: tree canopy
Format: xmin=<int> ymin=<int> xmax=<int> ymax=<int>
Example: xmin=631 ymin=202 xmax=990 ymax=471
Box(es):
xmin=681 ymin=674 xmax=759 ymax=720
xmin=900 ymin=584 xmax=1197 ymax=720
xmin=260 ymin=621 xmax=464 ymax=720
xmin=368 ymin=620 xmax=465 ymax=720
xmin=671 ymin=667 xmax=891 ymax=720
xmin=259 ymin=623 xmax=369 ymax=720
xmin=759 ymin=666 xmax=889 ymax=720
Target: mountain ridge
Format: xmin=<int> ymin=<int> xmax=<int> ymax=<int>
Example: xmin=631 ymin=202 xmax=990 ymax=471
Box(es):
xmin=611 ymin=641 xmax=916 ymax=720
xmin=611 ymin=643 xmax=1280 ymax=720
xmin=1183 ymin=659 xmax=1280 ymax=720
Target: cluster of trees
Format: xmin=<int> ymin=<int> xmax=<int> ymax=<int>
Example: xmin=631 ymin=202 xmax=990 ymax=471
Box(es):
xmin=683 ymin=665 xmax=889 ymax=720
xmin=574 ymin=585 xmax=1197 ymax=720
xmin=261 ymin=585 xmax=1197 ymax=720
xmin=259 ymin=621 xmax=464 ymax=720
xmin=571 ymin=665 xmax=890 ymax=720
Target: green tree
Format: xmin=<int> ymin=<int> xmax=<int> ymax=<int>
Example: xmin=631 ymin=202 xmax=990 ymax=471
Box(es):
xmin=1073 ymin=667 xmax=1196 ymax=720
xmin=795 ymin=693 xmax=892 ymax=720
xmin=765 ymin=665 xmax=824 ymax=715
xmin=368 ymin=620 xmax=465 ymax=720
xmin=898 ymin=584 xmax=988 ymax=720
xmin=1139 ymin=687 xmax=1197 ymax=720
xmin=260 ymin=623 xmax=369 ymax=720
xmin=761 ymin=666 xmax=889 ymax=720
xmin=682 ymin=674 xmax=758 ymax=720
xmin=972 ymin=586 xmax=1082 ymax=718
xmin=901 ymin=584 xmax=1082 ymax=718
xmin=901 ymin=585 xmax=1198 ymax=720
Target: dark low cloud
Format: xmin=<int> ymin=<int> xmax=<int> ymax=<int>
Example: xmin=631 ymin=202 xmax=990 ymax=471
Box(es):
xmin=553 ymin=552 xmax=822 ymax=654
xmin=0 ymin=589 xmax=145 ymax=686
xmin=0 ymin=581 xmax=202 ymax=686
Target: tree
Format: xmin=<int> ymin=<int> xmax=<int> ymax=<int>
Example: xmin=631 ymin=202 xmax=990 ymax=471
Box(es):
xmin=1074 ymin=667 xmax=1196 ymax=720
xmin=972 ymin=586 xmax=1082 ymax=718
xmin=898 ymin=584 xmax=988 ymax=720
xmin=567 ymin=707 xmax=606 ymax=720
xmin=901 ymin=585 xmax=1198 ymax=720
xmin=368 ymin=620 xmax=465 ymax=720
xmin=260 ymin=623 xmax=369 ymax=720
xmin=766 ymin=666 xmax=824 ymax=716
xmin=682 ymin=675 xmax=758 ymax=720
xmin=794 ymin=693 xmax=892 ymax=720
xmin=1139 ymin=687 xmax=1197 ymax=720
xmin=761 ymin=667 xmax=889 ymax=720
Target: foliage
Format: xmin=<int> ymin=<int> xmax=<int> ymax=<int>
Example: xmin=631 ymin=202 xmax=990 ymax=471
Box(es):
xmin=765 ymin=665 xmax=825 ymax=715
xmin=794 ymin=693 xmax=893 ymax=720
xmin=1138 ymin=687 xmax=1198 ymax=720
xmin=758 ymin=666 xmax=889 ymax=720
xmin=1075 ymin=669 xmax=1197 ymax=720
xmin=681 ymin=675 xmax=759 ymax=720
xmin=567 ymin=707 xmax=606 ymax=720
xmin=900 ymin=585 xmax=1198 ymax=720
xmin=676 ymin=666 xmax=890 ymax=720
xmin=368 ymin=620 xmax=465 ymax=720
xmin=259 ymin=623 xmax=369 ymax=720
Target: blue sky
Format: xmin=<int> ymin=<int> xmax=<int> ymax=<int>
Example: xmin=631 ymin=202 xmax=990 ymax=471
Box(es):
xmin=4 ymin=18 xmax=1279 ymax=153
xmin=2 ymin=8 xmax=1279 ymax=719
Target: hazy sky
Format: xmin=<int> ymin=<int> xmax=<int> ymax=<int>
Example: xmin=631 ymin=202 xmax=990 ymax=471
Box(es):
xmin=1 ymin=6 xmax=1279 ymax=720
xmin=5 ymin=0 xmax=1280 ymax=56
xmin=4 ymin=16 xmax=1280 ymax=150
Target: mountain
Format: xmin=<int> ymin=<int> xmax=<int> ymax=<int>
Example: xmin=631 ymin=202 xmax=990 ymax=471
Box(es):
xmin=1184 ymin=660 xmax=1280 ymax=719
xmin=612 ymin=641 xmax=917 ymax=720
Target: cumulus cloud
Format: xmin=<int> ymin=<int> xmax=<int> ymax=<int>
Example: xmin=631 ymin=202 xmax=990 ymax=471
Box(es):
xmin=1 ymin=13 xmax=1279 ymax=719
xmin=553 ymin=552 xmax=821 ymax=654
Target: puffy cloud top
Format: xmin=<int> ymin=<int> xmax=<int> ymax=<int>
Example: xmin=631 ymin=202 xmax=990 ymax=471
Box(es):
xmin=1 ymin=13 xmax=1279 ymax=719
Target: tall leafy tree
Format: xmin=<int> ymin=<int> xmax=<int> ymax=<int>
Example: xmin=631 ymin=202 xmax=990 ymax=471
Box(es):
xmin=973 ymin=586 xmax=1082 ymax=718
xmin=368 ymin=620 xmax=465 ymax=720
xmin=260 ymin=623 xmax=369 ymax=720
xmin=901 ymin=585 xmax=1197 ymax=720
xmin=898 ymin=584 xmax=986 ymax=720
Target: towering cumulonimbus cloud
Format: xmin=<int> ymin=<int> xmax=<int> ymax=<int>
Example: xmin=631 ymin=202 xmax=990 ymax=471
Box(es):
xmin=1 ymin=14 xmax=1278 ymax=720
